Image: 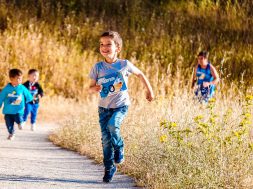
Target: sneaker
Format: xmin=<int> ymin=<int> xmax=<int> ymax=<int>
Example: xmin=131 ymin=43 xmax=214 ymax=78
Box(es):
xmin=103 ymin=166 xmax=117 ymax=183
xmin=7 ymin=134 xmax=15 ymax=140
xmin=31 ymin=124 xmax=36 ymax=131
xmin=114 ymin=148 xmax=124 ymax=164
xmin=18 ymin=122 xmax=25 ymax=130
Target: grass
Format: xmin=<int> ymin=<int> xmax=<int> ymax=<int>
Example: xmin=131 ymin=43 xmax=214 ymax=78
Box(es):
xmin=0 ymin=1 xmax=253 ymax=188
xmin=49 ymin=91 xmax=253 ymax=188
xmin=1 ymin=0 xmax=253 ymax=97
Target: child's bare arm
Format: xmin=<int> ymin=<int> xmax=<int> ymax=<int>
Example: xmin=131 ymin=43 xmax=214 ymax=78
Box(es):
xmin=192 ymin=66 xmax=197 ymax=89
xmin=210 ymin=65 xmax=220 ymax=85
xmin=88 ymin=79 xmax=102 ymax=94
xmin=132 ymin=68 xmax=154 ymax=102
xmin=203 ymin=65 xmax=220 ymax=87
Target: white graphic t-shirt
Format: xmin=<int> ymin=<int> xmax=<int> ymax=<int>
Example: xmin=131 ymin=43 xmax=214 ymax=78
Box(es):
xmin=89 ymin=59 xmax=138 ymax=108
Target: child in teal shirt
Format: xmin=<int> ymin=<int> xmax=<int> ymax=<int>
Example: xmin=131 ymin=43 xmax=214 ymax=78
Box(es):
xmin=0 ymin=69 xmax=33 ymax=140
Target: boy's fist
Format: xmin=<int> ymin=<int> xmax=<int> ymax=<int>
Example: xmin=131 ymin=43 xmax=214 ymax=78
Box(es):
xmin=146 ymin=91 xmax=154 ymax=102
xmin=94 ymin=85 xmax=102 ymax=92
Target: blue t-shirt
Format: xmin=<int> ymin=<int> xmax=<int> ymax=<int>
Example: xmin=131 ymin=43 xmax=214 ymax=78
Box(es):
xmin=89 ymin=59 xmax=138 ymax=108
xmin=195 ymin=63 xmax=215 ymax=98
xmin=0 ymin=83 xmax=33 ymax=114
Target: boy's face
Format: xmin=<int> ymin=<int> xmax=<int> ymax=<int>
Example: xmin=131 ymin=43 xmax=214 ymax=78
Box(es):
xmin=10 ymin=75 xmax=22 ymax=86
xmin=99 ymin=36 xmax=121 ymax=61
xmin=198 ymin=56 xmax=208 ymax=66
xmin=29 ymin=72 xmax=39 ymax=83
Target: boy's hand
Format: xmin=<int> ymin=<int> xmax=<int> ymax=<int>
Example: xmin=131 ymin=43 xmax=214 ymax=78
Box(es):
xmin=203 ymin=82 xmax=210 ymax=88
xmin=93 ymin=85 xmax=102 ymax=92
xmin=146 ymin=91 xmax=154 ymax=102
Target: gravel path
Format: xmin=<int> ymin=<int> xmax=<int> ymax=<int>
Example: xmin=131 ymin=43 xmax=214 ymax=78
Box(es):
xmin=0 ymin=123 xmax=140 ymax=189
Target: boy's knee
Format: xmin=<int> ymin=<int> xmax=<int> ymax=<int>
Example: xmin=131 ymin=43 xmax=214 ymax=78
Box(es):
xmin=102 ymin=138 xmax=111 ymax=148
xmin=108 ymin=124 xmax=120 ymax=134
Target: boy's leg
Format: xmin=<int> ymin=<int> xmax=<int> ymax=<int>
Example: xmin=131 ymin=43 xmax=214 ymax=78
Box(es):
xmin=108 ymin=106 xmax=128 ymax=163
xmin=98 ymin=107 xmax=114 ymax=170
xmin=4 ymin=114 xmax=15 ymax=135
xmin=31 ymin=103 xmax=39 ymax=124
xmin=15 ymin=113 xmax=24 ymax=130
xmin=23 ymin=103 xmax=32 ymax=123
xmin=99 ymin=107 xmax=117 ymax=182
xmin=15 ymin=113 xmax=23 ymax=125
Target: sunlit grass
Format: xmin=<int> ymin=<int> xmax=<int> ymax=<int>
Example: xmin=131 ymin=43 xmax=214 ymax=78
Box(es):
xmin=49 ymin=91 xmax=253 ymax=188
xmin=1 ymin=1 xmax=253 ymax=97
xmin=1 ymin=1 xmax=253 ymax=188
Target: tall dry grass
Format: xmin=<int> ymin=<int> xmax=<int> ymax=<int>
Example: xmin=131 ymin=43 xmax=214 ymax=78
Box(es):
xmin=0 ymin=1 xmax=253 ymax=188
xmin=1 ymin=0 xmax=253 ymax=98
xmin=49 ymin=90 xmax=253 ymax=188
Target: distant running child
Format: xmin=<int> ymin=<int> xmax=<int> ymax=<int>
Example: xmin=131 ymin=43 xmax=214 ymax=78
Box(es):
xmin=23 ymin=69 xmax=44 ymax=131
xmin=89 ymin=31 xmax=154 ymax=183
xmin=192 ymin=51 xmax=220 ymax=102
xmin=0 ymin=69 xmax=33 ymax=140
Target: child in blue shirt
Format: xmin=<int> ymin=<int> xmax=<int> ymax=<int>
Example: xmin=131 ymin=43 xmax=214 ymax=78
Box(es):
xmin=0 ymin=69 xmax=33 ymax=140
xmin=192 ymin=51 xmax=220 ymax=102
xmin=89 ymin=31 xmax=154 ymax=183
xmin=23 ymin=69 xmax=44 ymax=131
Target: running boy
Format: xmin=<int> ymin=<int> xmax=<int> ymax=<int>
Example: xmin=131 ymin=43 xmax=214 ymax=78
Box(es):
xmin=23 ymin=69 xmax=44 ymax=131
xmin=89 ymin=31 xmax=154 ymax=183
xmin=0 ymin=69 xmax=33 ymax=140
xmin=192 ymin=51 xmax=220 ymax=102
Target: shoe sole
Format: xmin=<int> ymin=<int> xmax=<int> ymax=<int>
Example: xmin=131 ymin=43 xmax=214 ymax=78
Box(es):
xmin=103 ymin=167 xmax=117 ymax=183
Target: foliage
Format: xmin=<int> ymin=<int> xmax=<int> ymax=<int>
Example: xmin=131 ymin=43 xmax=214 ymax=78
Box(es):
xmin=0 ymin=0 xmax=253 ymax=97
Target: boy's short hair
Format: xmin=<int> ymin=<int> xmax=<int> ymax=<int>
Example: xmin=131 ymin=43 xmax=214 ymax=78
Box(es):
xmin=9 ymin=69 xmax=22 ymax=78
xmin=101 ymin=31 xmax=123 ymax=49
xmin=28 ymin=69 xmax=39 ymax=75
xmin=198 ymin=51 xmax=208 ymax=58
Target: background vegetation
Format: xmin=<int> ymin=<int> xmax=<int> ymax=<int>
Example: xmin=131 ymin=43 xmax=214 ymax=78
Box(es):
xmin=1 ymin=0 xmax=253 ymax=188
xmin=50 ymin=95 xmax=253 ymax=188
xmin=1 ymin=0 xmax=253 ymax=97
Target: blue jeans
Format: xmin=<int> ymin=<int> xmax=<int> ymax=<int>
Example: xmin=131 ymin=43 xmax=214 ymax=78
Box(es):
xmin=98 ymin=106 xmax=128 ymax=170
xmin=4 ymin=114 xmax=23 ymax=134
xmin=23 ymin=103 xmax=39 ymax=124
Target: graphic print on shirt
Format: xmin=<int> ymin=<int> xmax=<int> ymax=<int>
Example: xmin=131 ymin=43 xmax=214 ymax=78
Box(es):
xmin=7 ymin=91 xmax=22 ymax=105
xmin=97 ymin=71 xmax=127 ymax=98
xmin=197 ymin=72 xmax=205 ymax=80
xmin=30 ymin=85 xmax=38 ymax=100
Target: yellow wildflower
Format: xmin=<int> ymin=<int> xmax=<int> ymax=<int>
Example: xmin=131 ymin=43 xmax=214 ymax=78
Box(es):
xmin=159 ymin=135 xmax=168 ymax=143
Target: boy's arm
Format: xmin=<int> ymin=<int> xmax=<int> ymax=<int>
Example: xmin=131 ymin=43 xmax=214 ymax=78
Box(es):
xmin=23 ymin=87 xmax=33 ymax=103
xmin=37 ymin=83 xmax=44 ymax=99
xmin=192 ymin=66 xmax=197 ymax=89
xmin=88 ymin=64 xmax=102 ymax=94
xmin=88 ymin=79 xmax=102 ymax=94
xmin=0 ymin=88 xmax=6 ymax=108
xmin=210 ymin=64 xmax=220 ymax=85
xmin=131 ymin=67 xmax=154 ymax=102
xmin=203 ymin=64 xmax=220 ymax=87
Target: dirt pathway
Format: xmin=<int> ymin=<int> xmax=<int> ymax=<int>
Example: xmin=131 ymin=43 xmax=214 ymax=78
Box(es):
xmin=0 ymin=123 xmax=140 ymax=189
